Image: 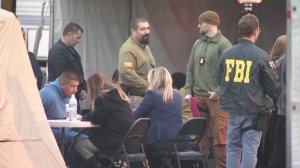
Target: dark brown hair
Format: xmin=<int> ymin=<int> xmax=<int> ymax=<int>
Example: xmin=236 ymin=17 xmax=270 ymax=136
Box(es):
xmin=88 ymin=73 xmax=128 ymax=109
xmin=130 ymin=18 xmax=149 ymax=30
xmin=238 ymin=14 xmax=259 ymax=37
xmin=270 ymin=35 xmax=288 ymax=62
xmin=60 ymin=70 xmax=80 ymax=83
xmin=63 ymin=23 xmax=84 ymax=36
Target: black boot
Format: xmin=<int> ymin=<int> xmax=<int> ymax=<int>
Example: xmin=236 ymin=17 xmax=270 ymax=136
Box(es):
xmin=88 ymin=156 xmax=102 ymax=168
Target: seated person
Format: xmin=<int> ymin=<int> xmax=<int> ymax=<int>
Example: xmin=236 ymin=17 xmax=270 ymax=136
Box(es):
xmin=39 ymin=71 xmax=87 ymax=150
xmin=133 ymin=67 xmax=189 ymax=167
xmin=75 ymin=73 xmax=135 ymax=167
xmin=171 ymin=72 xmax=192 ymax=122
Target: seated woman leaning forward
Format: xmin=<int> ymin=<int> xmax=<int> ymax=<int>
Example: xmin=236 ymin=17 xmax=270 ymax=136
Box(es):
xmin=75 ymin=73 xmax=134 ymax=167
xmin=133 ymin=66 xmax=188 ymax=168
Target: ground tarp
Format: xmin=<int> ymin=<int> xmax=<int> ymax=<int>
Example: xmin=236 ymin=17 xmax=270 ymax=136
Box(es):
xmin=0 ymin=9 xmax=65 ymax=168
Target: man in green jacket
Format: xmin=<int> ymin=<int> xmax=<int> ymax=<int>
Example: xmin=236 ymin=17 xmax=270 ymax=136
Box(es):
xmin=185 ymin=11 xmax=232 ymax=168
xmin=118 ymin=18 xmax=156 ymax=111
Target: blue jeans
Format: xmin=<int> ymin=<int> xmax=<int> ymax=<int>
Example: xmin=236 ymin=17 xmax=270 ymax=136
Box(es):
xmin=226 ymin=113 xmax=262 ymax=168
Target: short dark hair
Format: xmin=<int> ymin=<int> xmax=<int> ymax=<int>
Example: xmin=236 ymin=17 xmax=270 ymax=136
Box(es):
xmin=60 ymin=70 xmax=80 ymax=83
xmin=238 ymin=14 xmax=259 ymax=37
xmin=171 ymin=72 xmax=186 ymax=90
xmin=130 ymin=18 xmax=149 ymax=30
xmin=63 ymin=23 xmax=84 ymax=36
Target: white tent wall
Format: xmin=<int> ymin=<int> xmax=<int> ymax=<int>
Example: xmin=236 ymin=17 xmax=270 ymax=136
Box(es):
xmin=287 ymin=0 xmax=300 ymax=167
xmin=52 ymin=0 xmax=131 ymax=78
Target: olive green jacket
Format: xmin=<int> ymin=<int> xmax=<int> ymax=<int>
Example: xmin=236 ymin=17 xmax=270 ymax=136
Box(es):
xmin=185 ymin=31 xmax=232 ymax=96
xmin=118 ymin=36 xmax=155 ymax=95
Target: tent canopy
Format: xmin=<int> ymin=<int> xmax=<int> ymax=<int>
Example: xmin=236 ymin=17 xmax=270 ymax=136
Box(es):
xmin=0 ymin=9 xmax=65 ymax=168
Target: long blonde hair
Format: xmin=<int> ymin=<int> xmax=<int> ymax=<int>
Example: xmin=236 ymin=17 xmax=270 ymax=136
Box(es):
xmin=147 ymin=66 xmax=174 ymax=103
xmin=88 ymin=73 xmax=129 ymax=110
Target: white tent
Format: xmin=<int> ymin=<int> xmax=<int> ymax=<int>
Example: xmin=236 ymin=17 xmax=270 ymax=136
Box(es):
xmin=0 ymin=9 xmax=65 ymax=168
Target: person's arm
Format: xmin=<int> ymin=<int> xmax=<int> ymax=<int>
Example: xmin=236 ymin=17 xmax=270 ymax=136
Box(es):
xmin=133 ymin=90 xmax=153 ymax=119
xmin=261 ymin=53 xmax=280 ymax=100
xmin=78 ymin=79 xmax=87 ymax=100
xmin=185 ymin=41 xmax=198 ymax=102
xmin=40 ymin=91 xmax=55 ymax=119
xmin=87 ymin=97 xmax=109 ymax=125
xmin=209 ymin=54 xmax=225 ymax=101
xmin=118 ymin=51 xmax=149 ymax=90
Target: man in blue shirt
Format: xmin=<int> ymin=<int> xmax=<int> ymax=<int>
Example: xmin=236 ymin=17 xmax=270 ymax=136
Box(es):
xmin=40 ymin=70 xmax=87 ymax=151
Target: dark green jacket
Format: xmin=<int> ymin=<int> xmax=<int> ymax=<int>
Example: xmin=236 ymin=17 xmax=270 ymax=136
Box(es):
xmin=185 ymin=31 xmax=231 ymax=96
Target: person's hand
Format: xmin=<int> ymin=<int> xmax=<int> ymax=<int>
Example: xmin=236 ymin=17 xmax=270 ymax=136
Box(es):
xmin=208 ymin=91 xmax=219 ymax=101
xmin=79 ymin=90 xmax=87 ymax=100
xmin=185 ymin=95 xmax=192 ymax=103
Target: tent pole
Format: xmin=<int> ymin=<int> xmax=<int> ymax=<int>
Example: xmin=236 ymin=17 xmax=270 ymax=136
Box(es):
xmin=49 ymin=0 xmax=55 ymax=49
xmin=33 ymin=1 xmax=46 ymax=56
xmin=128 ymin=0 xmax=132 ymax=36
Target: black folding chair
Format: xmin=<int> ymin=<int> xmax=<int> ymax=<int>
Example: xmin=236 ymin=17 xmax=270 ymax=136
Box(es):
xmin=170 ymin=117 xmax=207 ymax=168
xmin=97 ymin=118 xmax=151 ymax=168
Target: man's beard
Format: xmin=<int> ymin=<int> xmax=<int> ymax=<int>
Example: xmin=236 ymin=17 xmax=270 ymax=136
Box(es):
xmin=140 ymin=34 xmax=150 ymax=45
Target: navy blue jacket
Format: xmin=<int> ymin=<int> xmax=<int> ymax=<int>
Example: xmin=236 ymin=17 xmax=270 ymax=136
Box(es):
xmin=133 ymin=89 xmax=183 ymax=145
xmin=217 ymin=39 xmax=279 ymax=114
xmin=276 ymin=56 xmax=286 ymax=116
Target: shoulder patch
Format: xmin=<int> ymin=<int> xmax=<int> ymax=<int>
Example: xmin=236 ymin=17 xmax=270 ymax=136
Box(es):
xmin=124 ymin=62 xmax=133 ymax=68
xmin=268 ymin=61 xmax=276 ymax=70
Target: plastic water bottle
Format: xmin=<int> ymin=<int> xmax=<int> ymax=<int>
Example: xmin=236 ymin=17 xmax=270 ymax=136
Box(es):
xmin=69 ymin=94 xmax=77 ymax=121
xmin=65 ymin=104 xmax=70 ymax=121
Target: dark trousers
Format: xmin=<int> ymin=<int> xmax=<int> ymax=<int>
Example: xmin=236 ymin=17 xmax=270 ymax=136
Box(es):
xmin=267 ymin=115 xmax=286 ymax=168
xmin=256 ymin=111 xmax=278 ymax=168
xmin=145 ymin=142 xmax=193 ymax=168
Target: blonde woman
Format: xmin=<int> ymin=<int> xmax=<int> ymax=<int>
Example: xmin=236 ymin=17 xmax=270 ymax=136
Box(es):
xmin=134 ymin=67 xmax=189 ymax=167
xmin=75 ymin=73 xmax=134 ymax=168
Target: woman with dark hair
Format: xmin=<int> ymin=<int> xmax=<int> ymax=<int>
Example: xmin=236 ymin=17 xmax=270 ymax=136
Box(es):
xmin=75 ymin=73 xmax=134 ymax=168
xmin=270 ymin=35 xmax=288 ymax=63
xmin=267 ymin=35 xmax=287 ymax=168
xmin=257 ymin=35 xmax=287 ymax=168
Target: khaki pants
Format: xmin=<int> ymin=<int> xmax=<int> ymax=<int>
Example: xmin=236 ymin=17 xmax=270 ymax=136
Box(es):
xmin=195 ymin=96 xmax=228 ymax=168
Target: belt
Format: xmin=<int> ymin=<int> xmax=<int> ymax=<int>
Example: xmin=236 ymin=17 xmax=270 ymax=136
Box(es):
xmin=120 ymin=84 xmax=145 ymax=97
xmin=129 ymin=92 xmax=145 ymax=97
